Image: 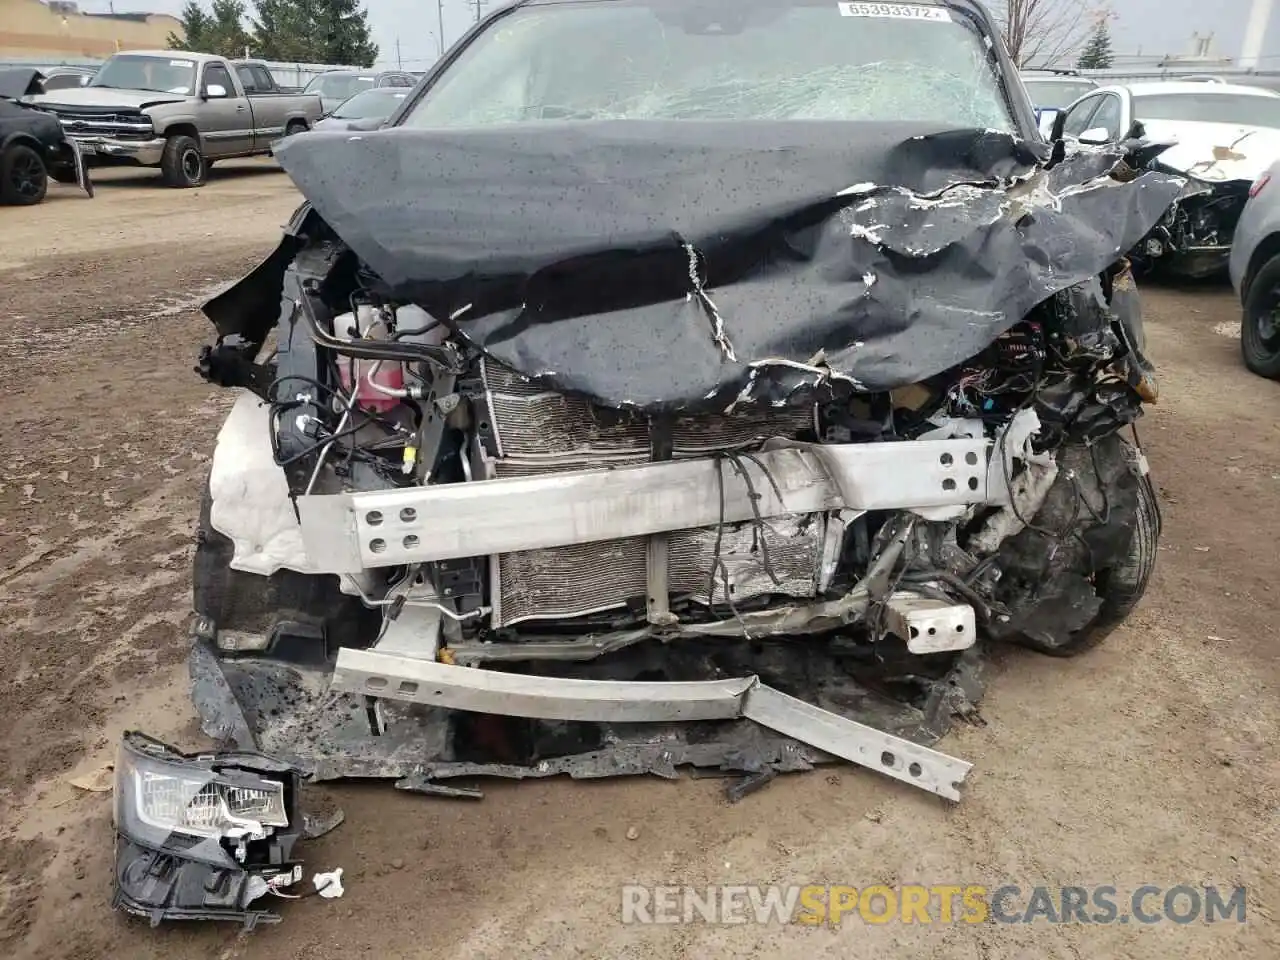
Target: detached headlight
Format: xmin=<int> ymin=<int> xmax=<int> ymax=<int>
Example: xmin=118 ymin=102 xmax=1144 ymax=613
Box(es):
xmin=131 ymin=767 xmax=287 ymax=836
xmin=114 ymin=732 xmax=293 ymax=863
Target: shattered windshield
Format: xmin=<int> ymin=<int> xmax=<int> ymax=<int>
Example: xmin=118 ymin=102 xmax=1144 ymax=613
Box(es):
xmin=1134 ymin=92 xmax=1280 ymax=128
xmin=333 ymin=90 xmax=408 ymax=119
xmin=91 ymin=55 xmax=195 ymax=95
xmin=402 ymin=0 xmax=1013 ymax=129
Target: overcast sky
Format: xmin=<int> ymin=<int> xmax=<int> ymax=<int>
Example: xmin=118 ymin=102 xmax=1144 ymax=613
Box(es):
xmin=87 ymin=0 xmax=1279 ymax=71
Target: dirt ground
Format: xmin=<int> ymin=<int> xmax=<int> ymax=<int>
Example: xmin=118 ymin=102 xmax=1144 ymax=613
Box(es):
xmin=1 ymin=160 xmax=1278 ymax=960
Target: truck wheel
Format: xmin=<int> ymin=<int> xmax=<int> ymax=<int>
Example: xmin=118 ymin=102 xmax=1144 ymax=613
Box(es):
xmin=1241 ymin=254 xmax=1280 ymax=379
xmin=285 ymin=120 xmax=308 ymax=136
xmin=0 ymin=144 xmax=49 ymax=205
xmin=160 ymin=134 xmax=207 ymax=188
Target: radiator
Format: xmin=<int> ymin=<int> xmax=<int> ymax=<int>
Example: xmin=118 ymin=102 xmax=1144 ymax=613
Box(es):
xmin=477 ymin=360 xmax=830 ymax=627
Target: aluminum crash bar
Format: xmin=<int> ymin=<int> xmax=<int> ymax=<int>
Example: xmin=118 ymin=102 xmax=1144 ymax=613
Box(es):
xmin=297 ymin=434 xmax=1004 ymax=573
xmin=332 ymin=649 xmax=973 ymax=801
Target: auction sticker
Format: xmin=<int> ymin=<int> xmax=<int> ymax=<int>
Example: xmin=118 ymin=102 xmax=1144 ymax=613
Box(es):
xmin=837 ymin=2 xmax=953 ymax=20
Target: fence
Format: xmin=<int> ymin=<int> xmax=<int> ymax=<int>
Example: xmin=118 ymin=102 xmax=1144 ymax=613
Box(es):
xmin=0 ymin=56 xmax=360 ymax=91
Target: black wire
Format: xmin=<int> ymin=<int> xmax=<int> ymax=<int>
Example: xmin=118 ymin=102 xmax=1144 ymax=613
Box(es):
xmin=276 ymin=416 xmax=404 ymax=467
xmin=266 ymin=373 xmax=341 ymax=405
xmin=723 ymin=452 xmax=782 ymax=587
xmin=707 ymin=456 xmax=748 ymax=631
xmin=898 ymin=569 xmax=994 ymax=625
xmin=392 ymin=318 xmax=443 ymax=340
xmin=304 ymin=296 xmax=460 ymax=369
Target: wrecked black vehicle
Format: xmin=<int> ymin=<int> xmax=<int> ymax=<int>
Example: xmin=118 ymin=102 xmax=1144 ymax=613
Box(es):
xmin=159 ymin=1 xmax=1181 ymax=919
xmin=0 ymin=68 xmax=93 ymax=205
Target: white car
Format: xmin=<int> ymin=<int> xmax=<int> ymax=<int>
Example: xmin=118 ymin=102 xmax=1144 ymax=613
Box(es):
xmin=1054 ymin=81 xmax=1280 ymax=276
xmin=1020 ymin=74 xmax=1098 ymax=137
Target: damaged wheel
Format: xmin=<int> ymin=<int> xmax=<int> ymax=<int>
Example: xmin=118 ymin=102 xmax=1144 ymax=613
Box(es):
xmin=997 ymin=437 xmax=1159 ymax=658
xmin=1241 ymin=255 xmax=1280 ymax=379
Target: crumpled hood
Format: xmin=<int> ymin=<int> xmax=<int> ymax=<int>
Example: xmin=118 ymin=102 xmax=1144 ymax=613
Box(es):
xmin=30 ymin=86 xmax=185 ymax=110
xmin=1140 ymin=119 xmax=1280 ymax=184
xmin=270 ymin=120 xmax=1184 ymax=414
xmin=0 ymin=67 xmax=44 ymax=100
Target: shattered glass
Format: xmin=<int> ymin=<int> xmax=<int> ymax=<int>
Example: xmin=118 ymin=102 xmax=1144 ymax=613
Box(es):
xmin=403 ymin=2 xmax=1013 ymax=131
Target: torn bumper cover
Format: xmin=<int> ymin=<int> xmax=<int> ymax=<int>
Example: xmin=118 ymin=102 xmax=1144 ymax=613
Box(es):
xmin=112 ymin=732 xmax=303 ymax=929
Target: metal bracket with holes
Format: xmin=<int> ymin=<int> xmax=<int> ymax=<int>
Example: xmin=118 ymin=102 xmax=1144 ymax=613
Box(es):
xmin=297 ymin=438 xmax=992 ymax=573
xmin=884 ymin=592 xmax=977 ymax=655
xmin=330 ymin=648 xmax=972 ymax=801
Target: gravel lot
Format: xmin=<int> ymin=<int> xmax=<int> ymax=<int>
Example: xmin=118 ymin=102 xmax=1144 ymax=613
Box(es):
xmin=1 ymin=161 xmax=1278 ymax=960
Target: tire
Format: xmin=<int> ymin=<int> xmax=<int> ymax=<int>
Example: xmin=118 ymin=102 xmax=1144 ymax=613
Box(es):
xmin=1241 ymin=253 xmax=1280 ymax=379
xmin=285 ymin=120 xmax=308 ymax=137
xmin=1018 ymin=461 xmax=1160 ymax=658
xmin=0 ymin=143 xmax=48 ymax=205
xmin=160 ymin=134 xmax=207 ymax=188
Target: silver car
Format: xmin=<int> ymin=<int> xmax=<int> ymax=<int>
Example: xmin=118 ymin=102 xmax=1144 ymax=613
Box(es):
xmin=303 ymin=70 xmax=417 ymax=116
xmin=313 ymin=89 xmax=408 ymax=132
xmin=1227 ymin=159 xmax=1280 ymax=378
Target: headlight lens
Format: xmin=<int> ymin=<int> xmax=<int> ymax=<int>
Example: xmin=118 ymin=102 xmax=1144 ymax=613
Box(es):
xmin=133 ymin=769 xmax=288 ymax=837
xmin=114 ymin=734 xmax=291 ymax=863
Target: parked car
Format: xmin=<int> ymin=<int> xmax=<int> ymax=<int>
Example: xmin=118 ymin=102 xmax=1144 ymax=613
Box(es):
xmin=144 ymin=0 xmax=1176 ymax=924
xmin=39 ymin=65 xmax=97 ymax=91
xmin=1228 ymin=159 xmax=1280 ymax=378
xmin=232 ymin=59 xmax=301 ymax=94
xmin=313 ymin=88 xmax=409 ymax=131
xmin=1020 ymin=71 xmax=1098 ymax=137
xmin=303 ymin=69 xmax=418 ymax=115
xmin=0 ymin=68 xmax=92 ymax=204
xmin=29 ymin=50 xmax=324 ymax=188
xmin=1054 ymin=81 xmax=1280 ymax=276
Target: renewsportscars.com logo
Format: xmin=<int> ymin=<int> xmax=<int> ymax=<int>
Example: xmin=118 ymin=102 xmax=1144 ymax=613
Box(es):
xmin=620 ymin=884 xmax=1248 ymax=926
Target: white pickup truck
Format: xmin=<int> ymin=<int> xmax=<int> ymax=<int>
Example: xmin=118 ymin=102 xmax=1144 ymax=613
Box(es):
xmin=30 ymin=50 xmax=324 ymax=187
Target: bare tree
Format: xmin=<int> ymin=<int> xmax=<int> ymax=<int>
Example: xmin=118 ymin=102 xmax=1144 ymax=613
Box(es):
xmin=996 ymin=0 xmax=1109 ymax=68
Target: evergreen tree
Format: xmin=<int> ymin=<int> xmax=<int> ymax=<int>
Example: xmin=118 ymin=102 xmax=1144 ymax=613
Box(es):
xmin=251 ymin=0 xmax=316 ymax=62
xmin=1077 ymin=21 xmax=1114 ymax=70
xmin=167 ymin=0 xmax=252 ymax=58
xmin=250 ymin=0 xmax=378 ymax=67
xmin=167 ymin=1 xmax=210 ymax=51
xmin=314 ymin=0 xmax=379 ymax=67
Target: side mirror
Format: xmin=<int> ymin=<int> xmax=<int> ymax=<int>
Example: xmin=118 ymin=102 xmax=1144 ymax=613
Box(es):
xmin=1078 ymin=127 xmax=1111 ymax=145
xmin=204 ymin=83 xmax=228 ymax=99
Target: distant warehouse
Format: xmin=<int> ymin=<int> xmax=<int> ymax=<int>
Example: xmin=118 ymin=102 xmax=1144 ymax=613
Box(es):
xmin=0 ymin=0 xmax=183 ymax=63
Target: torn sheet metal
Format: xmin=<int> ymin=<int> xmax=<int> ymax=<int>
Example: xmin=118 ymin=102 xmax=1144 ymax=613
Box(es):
xmin=268 ymin=123 xmax=1183 ymax=413
xmin=190 ymin=637 xmax=985 ymax=799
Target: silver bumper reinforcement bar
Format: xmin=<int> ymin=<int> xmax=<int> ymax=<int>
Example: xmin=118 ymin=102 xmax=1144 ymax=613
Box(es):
xmin=332 ymin=648 xmax=973 ymax=801
xmin=298 ymin=434 xmax=1000 ymax=572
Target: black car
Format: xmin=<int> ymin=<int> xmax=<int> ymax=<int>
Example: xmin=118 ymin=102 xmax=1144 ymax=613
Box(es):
xmin=0 ymin=68 xmax=93 ymax=205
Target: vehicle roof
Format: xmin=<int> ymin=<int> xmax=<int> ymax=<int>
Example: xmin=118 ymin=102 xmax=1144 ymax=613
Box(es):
xmin=1118 ymin=81 xmax=1280 ymax=98
xmin=110 ymin=50 xmax=228 ymax=64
